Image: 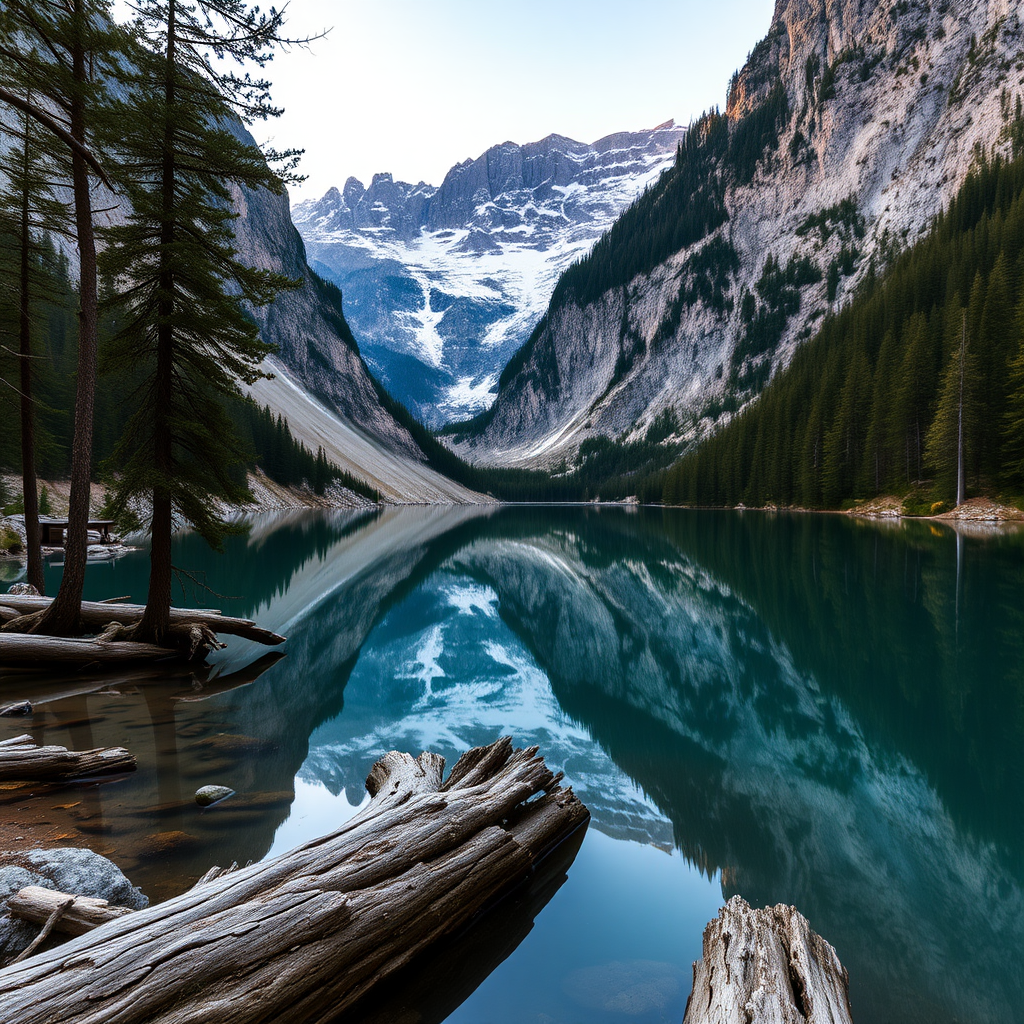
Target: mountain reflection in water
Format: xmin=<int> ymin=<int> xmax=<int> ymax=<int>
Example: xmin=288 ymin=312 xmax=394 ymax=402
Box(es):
xmin=1 ymin=506 xmax=1020 ymax=1024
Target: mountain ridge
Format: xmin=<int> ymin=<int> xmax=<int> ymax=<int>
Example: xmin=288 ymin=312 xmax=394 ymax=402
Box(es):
xmin=447 ymin=0 xmax=1024 ymax=470
xmin=291 ymin=122 xmax=686 ymax=425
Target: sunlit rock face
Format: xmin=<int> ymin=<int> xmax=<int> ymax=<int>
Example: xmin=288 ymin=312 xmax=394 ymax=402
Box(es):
xmin=454 ymin=0 xmax=1024 ymax=468
xmin=291 ymin=124 xmax=685 ymax=425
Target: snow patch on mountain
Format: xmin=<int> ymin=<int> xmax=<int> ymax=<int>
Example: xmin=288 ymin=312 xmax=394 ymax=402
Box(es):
xmin=292 ymin=123 xmax=685 ymax=425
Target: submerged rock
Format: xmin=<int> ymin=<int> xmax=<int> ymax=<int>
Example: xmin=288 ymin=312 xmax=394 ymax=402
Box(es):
xmin=0 ymin=847 xmax=147 ymax=958
xmin=195 ymin=785 xmax=235 ymax=807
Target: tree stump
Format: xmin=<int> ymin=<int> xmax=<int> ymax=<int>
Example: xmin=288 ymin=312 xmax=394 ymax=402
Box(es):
xmin=682 ymin=896 xmax=854 ymax=1024
xmin=0 ymin=737 xmax=588 ymax=1023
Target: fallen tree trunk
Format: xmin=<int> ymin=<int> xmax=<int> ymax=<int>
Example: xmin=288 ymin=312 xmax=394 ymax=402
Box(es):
xmin=0 ymin=596 xmax=285 ymax=646
xmin=0 ymin=734 xmax=136 ymax=781
xmin=0 ymin=633 xmax=180 ymax=667
xmin=0 ymin=737 xmax=588 ymax=1024
xmin=8 ymin=887 xmax=134 ymax=937
xmin=682 ymin=896 xmax=854 ymax=1024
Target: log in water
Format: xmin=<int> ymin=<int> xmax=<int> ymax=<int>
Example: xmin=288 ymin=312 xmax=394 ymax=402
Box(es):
xmin=0 ymin=737 xmax=588 ymax=1024
xmin=0 ymin=595 xmax=286 ymax=646
xmin=683 ymin=895 xmax=854 ymax=1024
xmin=0 ymin=734 xmax=136 ymax=781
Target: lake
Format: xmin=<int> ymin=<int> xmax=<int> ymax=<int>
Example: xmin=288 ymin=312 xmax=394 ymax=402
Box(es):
xmin=1 ymin=506 xmax=1022 ymax=1023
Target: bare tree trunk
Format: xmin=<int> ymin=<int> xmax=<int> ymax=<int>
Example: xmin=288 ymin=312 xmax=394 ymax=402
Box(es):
xmin=0 ymin=734 xmax=135 ymax=781
xmin=0 ymin=595 xmax=285 ymax=645
xmin=18 ymin=119 xmax=43 ymax=596
xmin=8 ymin=887 xmax=134 ymax=937
xmin=137 ymin=0 xmax=177 ymax=643
xmin=33 ymin=0 xmax=98 ymax=637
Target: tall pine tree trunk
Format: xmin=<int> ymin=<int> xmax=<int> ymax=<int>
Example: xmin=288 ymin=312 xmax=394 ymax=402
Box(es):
xmin=136 ymin=0 xmax=177 ymax=642
xmin=18 ymin=119 xmax=43 ymax=596
xmin=34 ymin=1 xmax=97 ymax=635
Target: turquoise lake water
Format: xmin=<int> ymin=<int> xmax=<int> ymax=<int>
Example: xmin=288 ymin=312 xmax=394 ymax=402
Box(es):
xmin=2 ymin=506 xmax=1022 ymax=1023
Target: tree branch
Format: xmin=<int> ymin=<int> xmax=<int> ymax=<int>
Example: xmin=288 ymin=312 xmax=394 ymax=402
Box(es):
xmin=0 ymin=87 xmax=112 ymax=190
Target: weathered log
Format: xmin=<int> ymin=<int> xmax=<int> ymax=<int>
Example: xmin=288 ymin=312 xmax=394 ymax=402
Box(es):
xmin=0 ymin=607 xmax=19 ymax=624
xmin=9 ymin=887 xmax=135 ymax=937
xmin=0 ymin=737 xmax=588 ymax=1024
xmin=682 ymin=896 xmax=854 ymax=1024
xmin=10 ymin=897 xmax=75 ymax=965
xmin=0 ymin=734 xmax=136 ymax=781
xmin=0 ymin=596 xmax=285 ymax=645
xmin=0 ymin=633 xmax=179 ymax=667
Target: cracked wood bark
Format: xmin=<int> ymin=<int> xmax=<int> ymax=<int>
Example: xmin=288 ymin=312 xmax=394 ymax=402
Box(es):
xmin=0 ymin=633 xmax=182 ymax=667
xmin=9 ymin=887 xmax=134 ymax=936
xmin=0 ymin=596 xmax=286 ymax=645
xmin=682 ymin=896 xmax=855 ymax=1024
xmin=0 ymin=737 xmax=589 ymax=1024
xmin=0 ymin=734 xmax=136 ymax=781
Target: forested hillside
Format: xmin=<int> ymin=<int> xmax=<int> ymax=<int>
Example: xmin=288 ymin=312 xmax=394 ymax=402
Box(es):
xmin=0 ymin=236 xmax=376 ymax=502
xmin=663 ymin=115 xmax=1024 ymax=510
xmin=449 ymin=0 xmax=1024 ymax=474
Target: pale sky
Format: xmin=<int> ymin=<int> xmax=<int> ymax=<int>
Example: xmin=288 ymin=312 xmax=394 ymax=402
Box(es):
xmin=115 ymin=0 xmax=777 ymax=202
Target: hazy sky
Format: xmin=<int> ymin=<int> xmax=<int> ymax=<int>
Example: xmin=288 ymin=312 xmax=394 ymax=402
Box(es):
xmin=116 ymin=0 xmax=777 ymax=202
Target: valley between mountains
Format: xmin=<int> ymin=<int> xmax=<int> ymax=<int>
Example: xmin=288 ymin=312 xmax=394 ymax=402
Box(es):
xmin=252 ymin=0 xmax=1024 ymax=515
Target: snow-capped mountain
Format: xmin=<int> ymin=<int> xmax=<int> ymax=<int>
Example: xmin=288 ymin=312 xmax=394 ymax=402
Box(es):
xmin=291 ymin=122 xmax=685 ymax=425
xmin=448 ymin=0 xmax=1024 ymax=469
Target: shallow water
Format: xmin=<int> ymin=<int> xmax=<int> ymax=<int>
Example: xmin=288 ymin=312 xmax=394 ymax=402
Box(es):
xmin=2 ymin=506 xmax=1022 ymax=1023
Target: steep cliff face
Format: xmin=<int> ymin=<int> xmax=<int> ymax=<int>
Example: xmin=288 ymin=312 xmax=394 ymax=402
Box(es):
xmin=291 ymin=124 xmax=685 ymax=425
xmin=452 ymin=0 xmax=1024 ymax=468
xmin=230 ymin=181 xmax=419 ymax=452
xmin=220 ymin=128 xmax=485 ymax=503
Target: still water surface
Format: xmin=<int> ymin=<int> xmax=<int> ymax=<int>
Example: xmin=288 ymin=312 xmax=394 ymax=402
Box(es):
xmin=1 ymin=507 xmax=1022 ymax=1023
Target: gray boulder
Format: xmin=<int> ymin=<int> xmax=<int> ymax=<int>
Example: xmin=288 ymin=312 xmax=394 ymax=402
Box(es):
xmin=0 ymin=847 xmax=148 ymax=958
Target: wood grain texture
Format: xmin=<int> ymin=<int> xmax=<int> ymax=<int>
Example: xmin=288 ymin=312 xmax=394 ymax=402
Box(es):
xmin=0 ymin=596 xmax=286 ymax=646
xmin=683 ymin=896 xmax=854 ymax=1024
xmin=0 ymin=734 xmax=136 ymax=781
xmin=0 ymin=737 xmax=588 ymax=1024
xmin=8 ymin=887 xmax=136 ymax=936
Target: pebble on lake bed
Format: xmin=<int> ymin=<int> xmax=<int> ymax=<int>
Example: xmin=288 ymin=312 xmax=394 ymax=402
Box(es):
xmin=195 ymin=785 xmax=234 ymax=807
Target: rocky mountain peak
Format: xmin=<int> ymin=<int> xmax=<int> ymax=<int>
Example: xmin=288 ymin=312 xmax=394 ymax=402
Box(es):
xmin=451 ymin=0 xmax=1024 ymax=470
xmin=292 ymin=121 xmax=685 ymax=425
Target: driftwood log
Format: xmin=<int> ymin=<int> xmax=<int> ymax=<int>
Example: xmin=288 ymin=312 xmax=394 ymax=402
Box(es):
xmin=0 ymin=734 xmax=136 ymax=781
xmin=0 ymin=634 xmax=186 ymax=667
xmin=682 ymin=896 xmax=854 ymax=1024
xmin=9 ymin=886 xmax=134 ymax=936
xmin=0 ymin=737 xmax=589 ymax=1024
xmin=0 ymin=596 xmax=286 ymax=646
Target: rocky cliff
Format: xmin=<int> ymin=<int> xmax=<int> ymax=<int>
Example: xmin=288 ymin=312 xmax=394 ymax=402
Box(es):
xmin=215 ymin=126 xmax=485 ymax=502
xmin=291 ymin=124 xmax=685 ymax=425
xmin=450 ymin=0 xmax=1024 ymax=468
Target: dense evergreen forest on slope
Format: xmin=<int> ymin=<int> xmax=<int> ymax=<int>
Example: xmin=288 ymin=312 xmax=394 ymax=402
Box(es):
xmin=663 ymin=114 xmax=1024 ymax=511
xmin=0 ymin=242 xmax=378 ymax=503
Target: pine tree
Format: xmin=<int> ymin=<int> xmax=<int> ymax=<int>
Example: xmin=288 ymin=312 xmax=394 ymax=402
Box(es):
xmin=0 ymin=98 xmax=67 ymax=594
xmin=926 ymin=312 xmax=979 ymax=503
xmin=1002 ymin=291 xmax=1024 ymax=485
xmin=0 ymin=0 xmax=127 ymax=633
xmin=101 ymin=0 xmax=304 ymax=642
